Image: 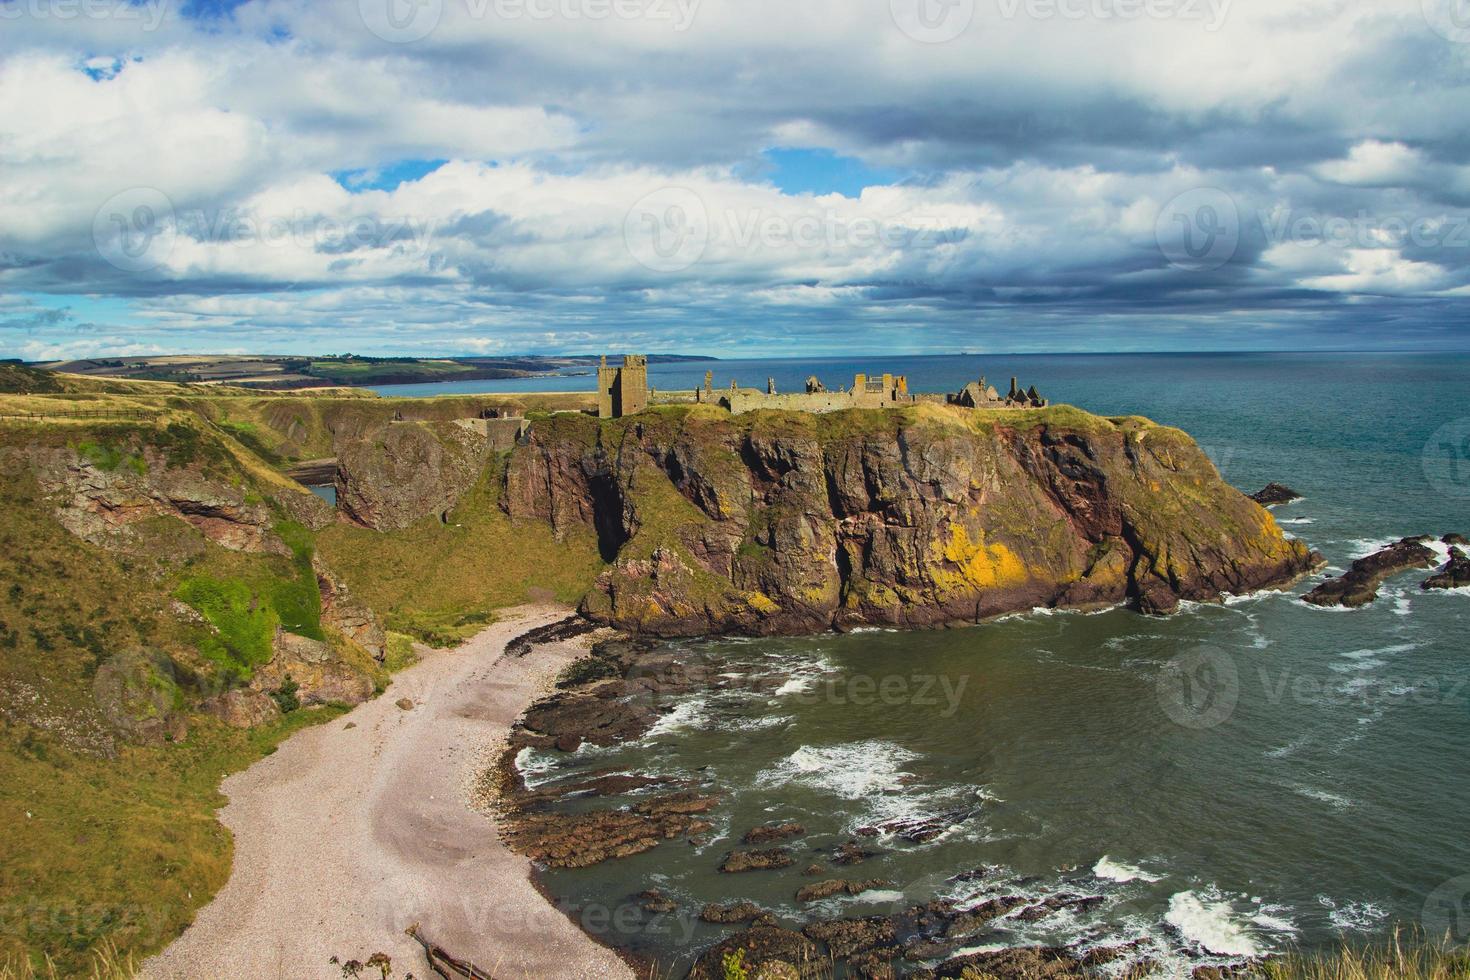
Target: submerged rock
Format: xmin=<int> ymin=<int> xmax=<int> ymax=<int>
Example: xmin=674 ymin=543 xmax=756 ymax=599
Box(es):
xmin=720 ymin=847 xmax=796 ymax=873
xmin=794 ymin=879 xmax=896 ymax=903
xmin=637 ymin=888 xmax=676 ymax=913
xmin=743 ymin=821 xmax=806 ymax=845
xmin=1303 ymin=536 xmax=1437 ymax=607
xmin=700 ymin=901 xmax=771 ymax=924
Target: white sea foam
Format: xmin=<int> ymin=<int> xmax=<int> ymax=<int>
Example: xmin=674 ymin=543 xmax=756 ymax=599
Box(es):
xmin=1166 ymin=891 xmax=1261 ymax=957
xmin=1292 ymin=785 xmax=1355 ymax=809
xmin=645 ymin=696 xmax=708 ymax=737
xmin=1251 ymin=904 xmax=1299 ymax=935
xmin=1093 ymin=856 xmax=1161 ymax=883
xmin=756 ymin=740 xmax=919 ymax=798
xmin=1264 ymin=734 xmax=1311 ymax=759
xmin=1318 ymin=896 xmax=1389 ymax=931
xmin=1276 ymin=517 xmax=1316 ymax=525
xmin=773 ymin=676 xmax=812 ymax=696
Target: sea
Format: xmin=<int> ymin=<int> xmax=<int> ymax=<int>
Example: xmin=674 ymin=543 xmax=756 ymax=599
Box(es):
xmin=378 ymin=352 xmax=1470 ymax=974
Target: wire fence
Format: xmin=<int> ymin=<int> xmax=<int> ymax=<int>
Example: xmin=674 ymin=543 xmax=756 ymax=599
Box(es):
xmin=0 ymin=408 xmax=152 ymax=422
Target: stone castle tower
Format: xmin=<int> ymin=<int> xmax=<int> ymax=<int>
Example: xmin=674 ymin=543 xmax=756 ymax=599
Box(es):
xmin=597 ymin=354 xmax=649 ymax=418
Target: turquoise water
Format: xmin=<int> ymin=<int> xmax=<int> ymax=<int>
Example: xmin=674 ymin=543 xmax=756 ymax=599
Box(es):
xmin=488 ymin=353 xmax=1470 ymax=974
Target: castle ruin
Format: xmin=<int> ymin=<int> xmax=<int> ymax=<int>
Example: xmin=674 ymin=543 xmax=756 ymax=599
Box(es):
xmin=692 ymin=367 xmax=1047 ymax=414
xmin=597 ymin=354 xmax=649 ymax=418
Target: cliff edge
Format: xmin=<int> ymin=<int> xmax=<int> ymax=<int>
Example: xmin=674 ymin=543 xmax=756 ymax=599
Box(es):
xmin=501 ymin=404 xmax=1316 ymax=636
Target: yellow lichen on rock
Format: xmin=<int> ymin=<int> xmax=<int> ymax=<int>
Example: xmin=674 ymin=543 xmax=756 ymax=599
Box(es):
xmin=938 ymin=523 xmax=1029 ymax=590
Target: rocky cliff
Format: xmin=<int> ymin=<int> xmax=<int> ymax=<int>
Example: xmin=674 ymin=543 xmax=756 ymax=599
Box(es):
xmin=502 ymin=404 xmax=1317 ymax=635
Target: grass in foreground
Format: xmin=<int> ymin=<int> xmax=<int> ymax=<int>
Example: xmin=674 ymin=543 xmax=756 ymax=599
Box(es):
xmin=1262 ymin=931 xmax=1470 ymax=979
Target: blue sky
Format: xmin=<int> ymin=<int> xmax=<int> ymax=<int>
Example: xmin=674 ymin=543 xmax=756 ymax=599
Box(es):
xmin=2 ymin=0 xmax=1470 ymax=359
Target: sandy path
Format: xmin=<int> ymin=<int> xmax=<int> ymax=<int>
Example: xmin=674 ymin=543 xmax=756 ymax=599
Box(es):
xmin=142 ymin=605 xmax=633 ymax=980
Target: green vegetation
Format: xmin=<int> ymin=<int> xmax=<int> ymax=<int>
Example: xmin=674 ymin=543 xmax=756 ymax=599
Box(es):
xmin=317 ymin=457 xmax=604 ymax=646
xmin=1260 ymin=932 xmax=1470 ymax=980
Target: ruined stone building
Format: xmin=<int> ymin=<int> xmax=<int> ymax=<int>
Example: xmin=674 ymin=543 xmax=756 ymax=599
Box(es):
xmin=947 ymin=375 xmax=1048 ymax=409
xmin=690 ymin=367 xmax=1048 ymax=414
xmin=596 ymin=354 xmax=649 ymax=418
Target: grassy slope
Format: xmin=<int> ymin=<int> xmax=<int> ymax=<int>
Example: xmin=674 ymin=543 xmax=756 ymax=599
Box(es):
xmin=316 ymin=456 xmax=605 ymax=646
xmin=0 ymin=417 xmax=368 ymax=974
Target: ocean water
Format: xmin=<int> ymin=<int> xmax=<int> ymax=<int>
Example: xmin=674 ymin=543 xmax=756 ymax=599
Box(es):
xmin=403 ymin=353 xmax=1470 ymax=973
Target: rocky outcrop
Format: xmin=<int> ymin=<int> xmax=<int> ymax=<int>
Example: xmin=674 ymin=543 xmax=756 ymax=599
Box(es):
xmin=502 ymin=408 xmax=1318 ymax=635
xmin=28 ymin=444 xmax=287 ymax=556
xmin=335 ymin=420 xmax=491 ymax=531
xmin=795 ymin=879 xmax=895 ymax=903
xmin=1423 ymin=547 xmax=1470 ymax=590
xmin=202 ymin=688 xmax=282 ymax=729
xmin=1303 ymin=536 xmax=1437 ymax=607
xmin=249 ymin=630 xmax=375 ymax=707
xmin=743 ymin=822 xmax=806 ymax=845
xmin=313 ymin=557 xmax=387 ymax=661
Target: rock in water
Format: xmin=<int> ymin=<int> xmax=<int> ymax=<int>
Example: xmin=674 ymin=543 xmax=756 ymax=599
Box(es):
xmin=1423 ymin=547 xmax=1470 ymax=590
xmin=720 ymin=847 xmax=796 ymax=873
xmin=1249 ymin=482 xmax=1303 ymax=507
xmin=1302 ymin=537 xmax=1437 ymax=607
xmin=742 ymin=821 xmax=806 ymax=845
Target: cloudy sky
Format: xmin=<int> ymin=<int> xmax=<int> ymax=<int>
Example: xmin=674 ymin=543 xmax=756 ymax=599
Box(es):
xmin=2 ymin=0 xmax=1469 ymax=359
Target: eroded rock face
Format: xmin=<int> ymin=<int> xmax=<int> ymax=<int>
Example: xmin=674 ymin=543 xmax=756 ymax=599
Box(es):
xmin=503 ymin=410 xmax=1319 ymax=636
xmin=335 ymin=420 xmax=491 ymax=531
xmin=28 ymin=446 xmax=287 ymax=555
xmin=313 ymin=557 xmax=387 ymax=661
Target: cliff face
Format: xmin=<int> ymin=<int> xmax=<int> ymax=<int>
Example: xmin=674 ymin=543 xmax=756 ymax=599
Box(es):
xmin=503 ymin=405 xmax=1316 ymax=636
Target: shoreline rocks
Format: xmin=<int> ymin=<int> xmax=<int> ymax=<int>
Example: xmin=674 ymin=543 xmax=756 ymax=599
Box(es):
xmin=1303 ymin=537 xmax=1438 ymax=607
xmin=1423 ymin=546 xmax=1470 ymax=591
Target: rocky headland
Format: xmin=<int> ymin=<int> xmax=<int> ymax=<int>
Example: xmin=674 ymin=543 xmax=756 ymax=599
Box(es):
xmin=487 ymin=405 xmax=1319 ymax=635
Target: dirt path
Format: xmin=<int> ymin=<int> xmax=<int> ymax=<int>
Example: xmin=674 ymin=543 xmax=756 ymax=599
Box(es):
xmin=142 ymin=605 xmax=633 ymax=980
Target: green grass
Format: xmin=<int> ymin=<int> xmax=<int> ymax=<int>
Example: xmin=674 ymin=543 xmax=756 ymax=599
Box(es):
xmin=316 ymin=458 xmax=605 ymax=646
xmin=0 ymin=708 xmax=342 ymax=976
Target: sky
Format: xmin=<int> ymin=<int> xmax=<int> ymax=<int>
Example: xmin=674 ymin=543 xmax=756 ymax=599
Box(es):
xmin=2 ymin=0 xmax=1470 ymax=359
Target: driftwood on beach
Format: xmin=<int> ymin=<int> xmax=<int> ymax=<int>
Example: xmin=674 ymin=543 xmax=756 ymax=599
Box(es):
xmin=406 ymin=924 xmax=496 ymax=980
